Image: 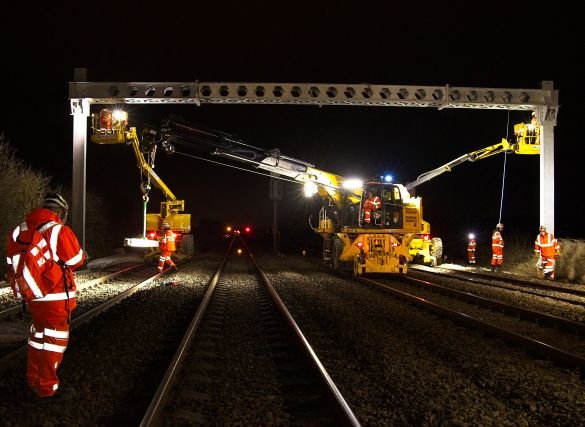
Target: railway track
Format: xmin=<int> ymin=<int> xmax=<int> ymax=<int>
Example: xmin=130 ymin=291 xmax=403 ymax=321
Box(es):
xmin=360 ymin=274 xmax=585 ymax=370
xmin=141 ymin=236 xmax=359 ymax=426
xmin=0 ymin=241 xmax=359 ymax=426
xmin=0 ymin=262 xmax=164 ymax=368
xmin=411 ymin=264 xmax=585 ymax=304
xmin=1 ymin=250 xmax=585 ymax=425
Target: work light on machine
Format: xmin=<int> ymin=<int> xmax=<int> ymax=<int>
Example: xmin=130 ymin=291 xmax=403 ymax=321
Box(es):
xmin=342 ymin=178 xmax=363 ymax=191
xmin=303 ymin=181 xmax=318 ymax=197
xmin=112 ymin=109 xmax=128 ymax=122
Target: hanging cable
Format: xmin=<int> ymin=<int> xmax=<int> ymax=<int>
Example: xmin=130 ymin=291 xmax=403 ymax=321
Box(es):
xmin=498 ymin=111 xmax=511 ymax=224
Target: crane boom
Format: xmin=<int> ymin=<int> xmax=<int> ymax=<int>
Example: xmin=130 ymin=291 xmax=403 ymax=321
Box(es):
xmin=90 ymin=109 xmax=192 ymax=256
xmin=127 ymin=129 xmax=177 ymax=201
xmin=406 ymin=122 xmax=540 ymax=191
xmin=162 ymin=119 xmax=361 ymax=207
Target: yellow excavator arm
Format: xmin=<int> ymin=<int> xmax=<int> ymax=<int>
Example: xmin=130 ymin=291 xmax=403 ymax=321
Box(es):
xmin=406 ymin=122 xmax=540 ymax=191
xmin=125 ymin=128 xmax=177 ymax=201
xmin=90 ymin=109 xmax=176 ymax=201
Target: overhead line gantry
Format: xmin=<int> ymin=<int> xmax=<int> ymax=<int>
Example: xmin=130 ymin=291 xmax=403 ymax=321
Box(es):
xmin=69 ymin=68 xmax=558 ymax=249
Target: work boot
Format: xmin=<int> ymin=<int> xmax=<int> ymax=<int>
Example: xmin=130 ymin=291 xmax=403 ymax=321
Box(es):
xmin=490 ymin=265 xmax=495 ymax=272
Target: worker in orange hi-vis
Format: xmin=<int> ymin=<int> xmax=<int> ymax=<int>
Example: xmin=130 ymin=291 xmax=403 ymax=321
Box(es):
xmin=363 ymin=191 xmax=381 ymax=225
xmin=467 ymin=234 xmax=477 ymax=264
xmin=157 ymin=222 xmax=177 ymax=272
xmin=534 ymin=225 xmax=560 ymax=281
xmin=491 ymin=223 xmax=504 ymax=272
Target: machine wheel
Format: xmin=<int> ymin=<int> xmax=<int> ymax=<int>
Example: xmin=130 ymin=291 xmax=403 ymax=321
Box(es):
xmin=180 ymin=234 xmax=195 ymax=257
xmin=431 ymin=237 xmax=443 ymax=266
xmin=332 ymin=237 xmax=343 ymax=271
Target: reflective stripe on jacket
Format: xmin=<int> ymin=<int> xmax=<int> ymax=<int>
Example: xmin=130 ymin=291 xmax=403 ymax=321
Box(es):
xmin=160 ymin=230 xmax=176 ymax=252
xmin=23 ymin=208 xmax=85 ymax=300
xmin=492 ymin=231 xmax=504 ymax=249
xmin=535 ymin=232 xmax=560 ymax=258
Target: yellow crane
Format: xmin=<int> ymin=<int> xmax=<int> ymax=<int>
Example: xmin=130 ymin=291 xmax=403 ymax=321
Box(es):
xmin=90 ymin=109 xmax=193 ymax=258
xmin=160 ymin=119 xmax=431 ymax=275
xmin=405 ymin=119 xmax=540 ymax=265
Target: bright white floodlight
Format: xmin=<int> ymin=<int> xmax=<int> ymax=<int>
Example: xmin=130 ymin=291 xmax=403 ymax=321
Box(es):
xmin=303 ymin=181 xmax=318 ymax=197
xmin=342 ymin=178 xmax=363 ymax=191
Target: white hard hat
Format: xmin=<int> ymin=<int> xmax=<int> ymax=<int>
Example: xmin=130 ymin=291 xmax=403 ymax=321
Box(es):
xmin=43 ymin=193 xmax=69 ymax=211
xmin=539 ymin=225 xmax=547 ymax=232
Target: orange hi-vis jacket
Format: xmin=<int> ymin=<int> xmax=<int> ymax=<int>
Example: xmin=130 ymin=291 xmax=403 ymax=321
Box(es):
xmin=6 ymin=208 xmax=85 ymax=305
xmin=491 ymin=230 xmax=504 ymax=266
xmin=535 ymin=232 xmax=560 ymax=258
xmin=467 ymin=239 xmax=477 ymax=262
xmin=491 ymin=231 xmax=504 ymax=252
xmin=160 ymin=229 xmax=176 ymax=252
xmin=364 ymin=196 xmax=381 ymax=223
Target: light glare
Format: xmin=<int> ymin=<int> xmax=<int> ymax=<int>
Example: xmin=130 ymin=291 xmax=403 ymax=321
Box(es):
xmin=124 ymin=237 xmax=159 ymax=248
xmin=303 ymin=181 xmax=318 ymax=197
xmin=342 ymin=178 xmax=363 ymax=190
xmin=112 ymin=110 xmax=128 ymax=121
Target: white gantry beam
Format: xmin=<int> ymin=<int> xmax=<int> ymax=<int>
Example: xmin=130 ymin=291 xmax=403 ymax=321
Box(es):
xmin=69 ymin=81 xmax=559 ymax=113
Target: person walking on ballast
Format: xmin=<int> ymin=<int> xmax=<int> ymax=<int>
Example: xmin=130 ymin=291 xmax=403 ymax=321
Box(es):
xmin=157 ymin=222 xmax=177 ymax=272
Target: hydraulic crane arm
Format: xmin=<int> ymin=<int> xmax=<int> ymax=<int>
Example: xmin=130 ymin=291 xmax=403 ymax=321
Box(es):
xmin=126 ymin=128 xmax=177 ymax=201
xmin=90 ymin=109 xmax=177 ymax=201
xmin=405 ymin=122 xmax=540 ymax=192
xmin=405 ymin=139 xmax=514 ymax=191
xmin=161 ymin=119 xmax=361 ymax=206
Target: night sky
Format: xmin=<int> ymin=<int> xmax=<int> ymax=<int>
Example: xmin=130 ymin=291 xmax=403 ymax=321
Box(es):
xmin=1 ymin=3 xmax=582 ymax=256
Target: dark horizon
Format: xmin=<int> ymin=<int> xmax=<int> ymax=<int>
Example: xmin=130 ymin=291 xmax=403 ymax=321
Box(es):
xmin=0 ymin=3 xmax=581 ymax=255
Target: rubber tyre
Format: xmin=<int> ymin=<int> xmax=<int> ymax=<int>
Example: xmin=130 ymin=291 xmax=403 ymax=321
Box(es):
xmin=180 ymin=234 xmax=195 ymax=257
xmin=431 ymin=237 xmax=443 ymax=266
xmin=333 ymin=238 xmax=343 ymax=271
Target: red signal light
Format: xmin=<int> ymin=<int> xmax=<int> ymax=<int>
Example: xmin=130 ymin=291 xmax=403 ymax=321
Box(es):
xmin=244 ymin=226 xmax=251 ymax=233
